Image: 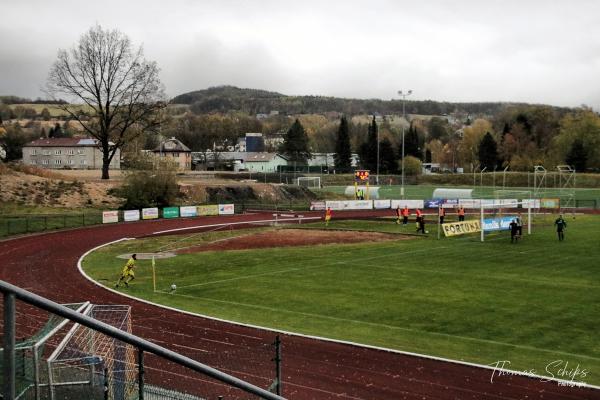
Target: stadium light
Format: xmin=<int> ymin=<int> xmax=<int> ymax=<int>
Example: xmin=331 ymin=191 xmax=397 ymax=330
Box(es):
xmin=398 ymin=90 xmax=413 ymax=198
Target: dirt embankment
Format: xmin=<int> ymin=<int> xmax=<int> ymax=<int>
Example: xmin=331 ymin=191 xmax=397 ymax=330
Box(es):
xmin=0 ymin=165 xmax=316 ymax=209
xmin=0 ymin=164 xmax=121 ymax=208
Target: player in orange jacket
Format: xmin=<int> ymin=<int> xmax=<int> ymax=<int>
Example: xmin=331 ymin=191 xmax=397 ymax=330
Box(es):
xmin=458 ymin=206 xmax=465 ymax=222
xmin=325 ymin=207 xmax=332 ymax=226
xmin=401 ymin=206 xmax=409 ymax=225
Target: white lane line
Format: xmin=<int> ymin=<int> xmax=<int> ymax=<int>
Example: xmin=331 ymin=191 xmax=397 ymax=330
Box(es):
xmin=152 ymin=217 xmax=321 ymax=235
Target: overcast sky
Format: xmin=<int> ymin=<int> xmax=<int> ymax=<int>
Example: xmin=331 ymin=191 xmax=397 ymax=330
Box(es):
xmin=1 ymin=0 xmax=600 ymax=109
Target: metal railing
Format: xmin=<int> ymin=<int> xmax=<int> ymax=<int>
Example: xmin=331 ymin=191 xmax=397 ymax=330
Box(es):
xmin=0 ymin=280 xmax=286 ymax=400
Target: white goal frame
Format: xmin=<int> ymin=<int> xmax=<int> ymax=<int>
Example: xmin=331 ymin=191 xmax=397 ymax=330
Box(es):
xmin=479 ymin=199 xmax=532 ymax=242
xmin=296 ymin=176 xmax=321 ymax=188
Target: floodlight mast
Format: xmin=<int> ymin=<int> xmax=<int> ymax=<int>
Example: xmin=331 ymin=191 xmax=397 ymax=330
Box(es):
xmin=398 ymin=89 xmax=412 ymax=198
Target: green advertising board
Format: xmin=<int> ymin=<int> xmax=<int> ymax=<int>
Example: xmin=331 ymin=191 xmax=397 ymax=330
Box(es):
xmin=163 ymin=207 xmax=180 ymax=219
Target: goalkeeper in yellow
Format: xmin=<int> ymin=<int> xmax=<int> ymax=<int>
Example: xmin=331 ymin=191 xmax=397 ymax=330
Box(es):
xmin=116 ymin=254 xmax=137 ymax=288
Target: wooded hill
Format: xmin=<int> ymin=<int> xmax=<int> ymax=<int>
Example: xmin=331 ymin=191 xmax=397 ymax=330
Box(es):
xmin=171 ymin=85 xmax=571 ymax=117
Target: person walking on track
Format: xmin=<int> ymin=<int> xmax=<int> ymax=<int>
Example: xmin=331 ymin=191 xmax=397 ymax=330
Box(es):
xmin=116 ymin=253 xmax=137 ymax=288
xmin=395 ymin=206 xmax=402 ymax=224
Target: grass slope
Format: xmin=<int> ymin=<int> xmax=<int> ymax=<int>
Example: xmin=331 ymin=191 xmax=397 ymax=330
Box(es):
xmin=82 ymin=216 xmax=600 ymax=385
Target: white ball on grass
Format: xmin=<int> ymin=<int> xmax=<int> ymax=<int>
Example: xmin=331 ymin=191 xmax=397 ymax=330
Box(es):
xmin=170 ymin=284 xmax=177 ymax=291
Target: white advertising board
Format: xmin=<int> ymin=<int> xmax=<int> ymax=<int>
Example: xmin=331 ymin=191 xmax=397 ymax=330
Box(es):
xmin=142 ymin=207 xmax=159 ymax=220
xmin=123 ymin=210 xmax=140 ymax=222
xmin=373 ymin=199 xmax=391 ymax=209
xmin=180 ymin=206 xmax=198 ymax=217
xmin=325 ymin=200 xmax=373 ymax=210
xmin=102 ymin=210 xmax=119 ymax=224
xmin=218 ymin=204 xmax=235 ymax=215
xmin=390 ymin=200 xmax=425 ymax=209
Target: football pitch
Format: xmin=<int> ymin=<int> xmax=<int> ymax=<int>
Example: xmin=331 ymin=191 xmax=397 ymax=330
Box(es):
xmin=82 ymin=214 xmax=600 ymax=385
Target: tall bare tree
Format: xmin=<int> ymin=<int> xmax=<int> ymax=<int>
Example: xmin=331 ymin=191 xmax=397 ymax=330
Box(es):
xmin=45 ymin=24 xmax=166 ymax=179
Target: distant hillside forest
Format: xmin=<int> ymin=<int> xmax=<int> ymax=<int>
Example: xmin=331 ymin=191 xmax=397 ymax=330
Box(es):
xmin=171 ymin=85 xmax=570 ymax=117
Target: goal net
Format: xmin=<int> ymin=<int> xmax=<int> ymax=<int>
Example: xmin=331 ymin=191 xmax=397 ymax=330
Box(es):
xmin=47 ymin=304 xmax=136 ymax=400
xmin=297 ymin=176 xmax=321 ymax=188
xmin=479 ymin=199 xmax=533 ymax=242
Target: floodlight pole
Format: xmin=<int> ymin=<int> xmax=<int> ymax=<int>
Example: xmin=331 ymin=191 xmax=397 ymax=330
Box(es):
xmin=376 ymin=119 xmax=380 ymax=185
xmin=398 ymin=90 xmax=412 ymax=198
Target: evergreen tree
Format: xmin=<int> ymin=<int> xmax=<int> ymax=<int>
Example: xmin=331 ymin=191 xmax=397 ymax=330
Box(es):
xmin=334 ymin=115 xmax=352 ymax=173
xmin=379 ymin=137 xmax=397 ymax=173
xmin=425 ymin=148 xmax=432 ymax=163
xmin=565 ymin=139 xmax=587 ymax=171
xmin=359 ymin=116 xmax=378 ymax=170
xmin=280 ymin=119 xmax=311 ymax=164
xmin=478 ymin=132 xmax=499 ymax=170
xmin=403 ymin=123 xmax=422 ymax=160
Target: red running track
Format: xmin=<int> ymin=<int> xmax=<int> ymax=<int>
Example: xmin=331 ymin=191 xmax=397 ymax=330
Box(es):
xmin=0 ymin=210 xmax=598 ymax=399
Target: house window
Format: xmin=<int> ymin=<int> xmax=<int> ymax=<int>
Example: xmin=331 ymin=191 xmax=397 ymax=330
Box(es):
xmin=42 ymin=159 xmax=49 ymax=165
xmin=43 ymin=150 xmax=51 ymax=155
xmin=68 ymin=159 xmax=75 ymax=165
xmin=31 ymin=160 xmax=36 ymax=165
xmin=67 ymin=149 xmax=75 ymax=155
xmin=77 ymin=149 xmax=84 ymax=155
xmin=55 ymin=150 xmax=62 ymax=155
xmin=173 ymin=152 xmax=179 ymax=157
xmin=31 ymin=149 xmax=37 ymax=156
xmin=80 ymin=159 xmax=87 ymax=165
xmin=55 ymin=159 xmax=62 ymax=165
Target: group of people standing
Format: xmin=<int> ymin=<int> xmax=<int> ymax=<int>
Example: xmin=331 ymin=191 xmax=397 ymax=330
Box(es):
xmin=394 ymin=205 xmax=466 ymax=234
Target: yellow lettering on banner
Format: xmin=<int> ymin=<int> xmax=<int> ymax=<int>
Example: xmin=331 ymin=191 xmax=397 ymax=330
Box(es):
xmin=442 ymin=220 xmax=481 ymax=237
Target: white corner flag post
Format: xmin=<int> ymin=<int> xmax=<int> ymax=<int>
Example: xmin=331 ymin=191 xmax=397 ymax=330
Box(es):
xmin=480 ymin=201 xmax=485 ymax=242
xmin=152 ymin=255 xmax=156 ymax=292
xmin=437 ymin=204 xmax=441 ymax=240
xmin=528 ymin=202 xmax=532 ymax=235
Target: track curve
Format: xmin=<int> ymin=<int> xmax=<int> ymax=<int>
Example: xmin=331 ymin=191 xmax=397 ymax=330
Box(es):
xmin=1 ymin=211 xmax=598 ymax=399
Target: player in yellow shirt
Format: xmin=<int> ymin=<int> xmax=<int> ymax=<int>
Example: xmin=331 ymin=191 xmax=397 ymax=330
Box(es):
xmin=116 ymin=254 xmax=137 ymax=288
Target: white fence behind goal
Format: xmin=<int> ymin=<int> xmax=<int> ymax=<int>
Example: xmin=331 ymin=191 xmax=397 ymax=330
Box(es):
xmin=297 ymin=177 xmax=321 ymax=188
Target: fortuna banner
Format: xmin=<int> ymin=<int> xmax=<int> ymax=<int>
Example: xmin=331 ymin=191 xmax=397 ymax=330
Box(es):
xmin=442 ymin=220 xmax=481 ymax=236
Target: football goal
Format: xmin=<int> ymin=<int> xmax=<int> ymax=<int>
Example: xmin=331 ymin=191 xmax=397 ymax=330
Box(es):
xmin=478 ymin=199 xmax=533 ymax=242
xmin=297 ymin=176 xmax=321 ymax=188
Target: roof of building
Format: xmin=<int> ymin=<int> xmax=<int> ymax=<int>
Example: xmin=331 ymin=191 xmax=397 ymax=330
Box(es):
xmin=153 ymin=137 xmax=191 ymax=153
xmin=24 ymin=137 xmax=100 ymax=147
xmin=245 ymin=152 xmax=286 ymax=162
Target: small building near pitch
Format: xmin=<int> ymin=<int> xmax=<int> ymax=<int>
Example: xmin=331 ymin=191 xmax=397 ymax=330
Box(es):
xmin=153 ymin=137 xmax=192 ymax=170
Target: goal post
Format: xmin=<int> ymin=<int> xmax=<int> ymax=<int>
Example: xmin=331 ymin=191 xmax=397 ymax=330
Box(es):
xmin=479 ymin=199 xmax=533 ymax=242
xmin=296 ymin=176 xmax=321 ymax=188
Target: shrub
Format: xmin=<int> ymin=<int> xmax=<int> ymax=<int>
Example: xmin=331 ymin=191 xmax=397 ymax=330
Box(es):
xmin=116 ymin=158 xmax=180 ymax=209
xmin=399 ymin=156 xmax=422 ymax=176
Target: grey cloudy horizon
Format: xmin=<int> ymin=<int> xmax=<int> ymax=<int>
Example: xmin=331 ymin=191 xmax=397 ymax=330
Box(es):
xmin=1 ymin=0 xmax=600 ymax=110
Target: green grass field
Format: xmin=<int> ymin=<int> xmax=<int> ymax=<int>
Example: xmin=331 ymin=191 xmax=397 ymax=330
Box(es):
xmin=82 ymin=215 xmax=600 ymax=385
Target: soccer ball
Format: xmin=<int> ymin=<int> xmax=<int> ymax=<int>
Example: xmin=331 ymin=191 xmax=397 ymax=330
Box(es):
xmin=170 ymin=284 xmax=177 ymax=291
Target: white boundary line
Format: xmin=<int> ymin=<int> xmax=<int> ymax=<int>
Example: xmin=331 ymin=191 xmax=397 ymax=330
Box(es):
xmin=152 ymin=217 xmax=322 ymax=235
xmin=76 ymin=233 xmax=600 ymax=392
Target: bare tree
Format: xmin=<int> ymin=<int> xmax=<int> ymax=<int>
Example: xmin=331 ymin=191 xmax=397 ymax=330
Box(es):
xmin=45 ymin=24 xmax=166 ymax=179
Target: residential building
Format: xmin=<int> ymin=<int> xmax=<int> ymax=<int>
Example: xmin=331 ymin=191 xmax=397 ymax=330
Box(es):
xmin=22 ymin=137 xmax=120 ymax=170
xmin=153 ymin=137 xmax=192 ymax=170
